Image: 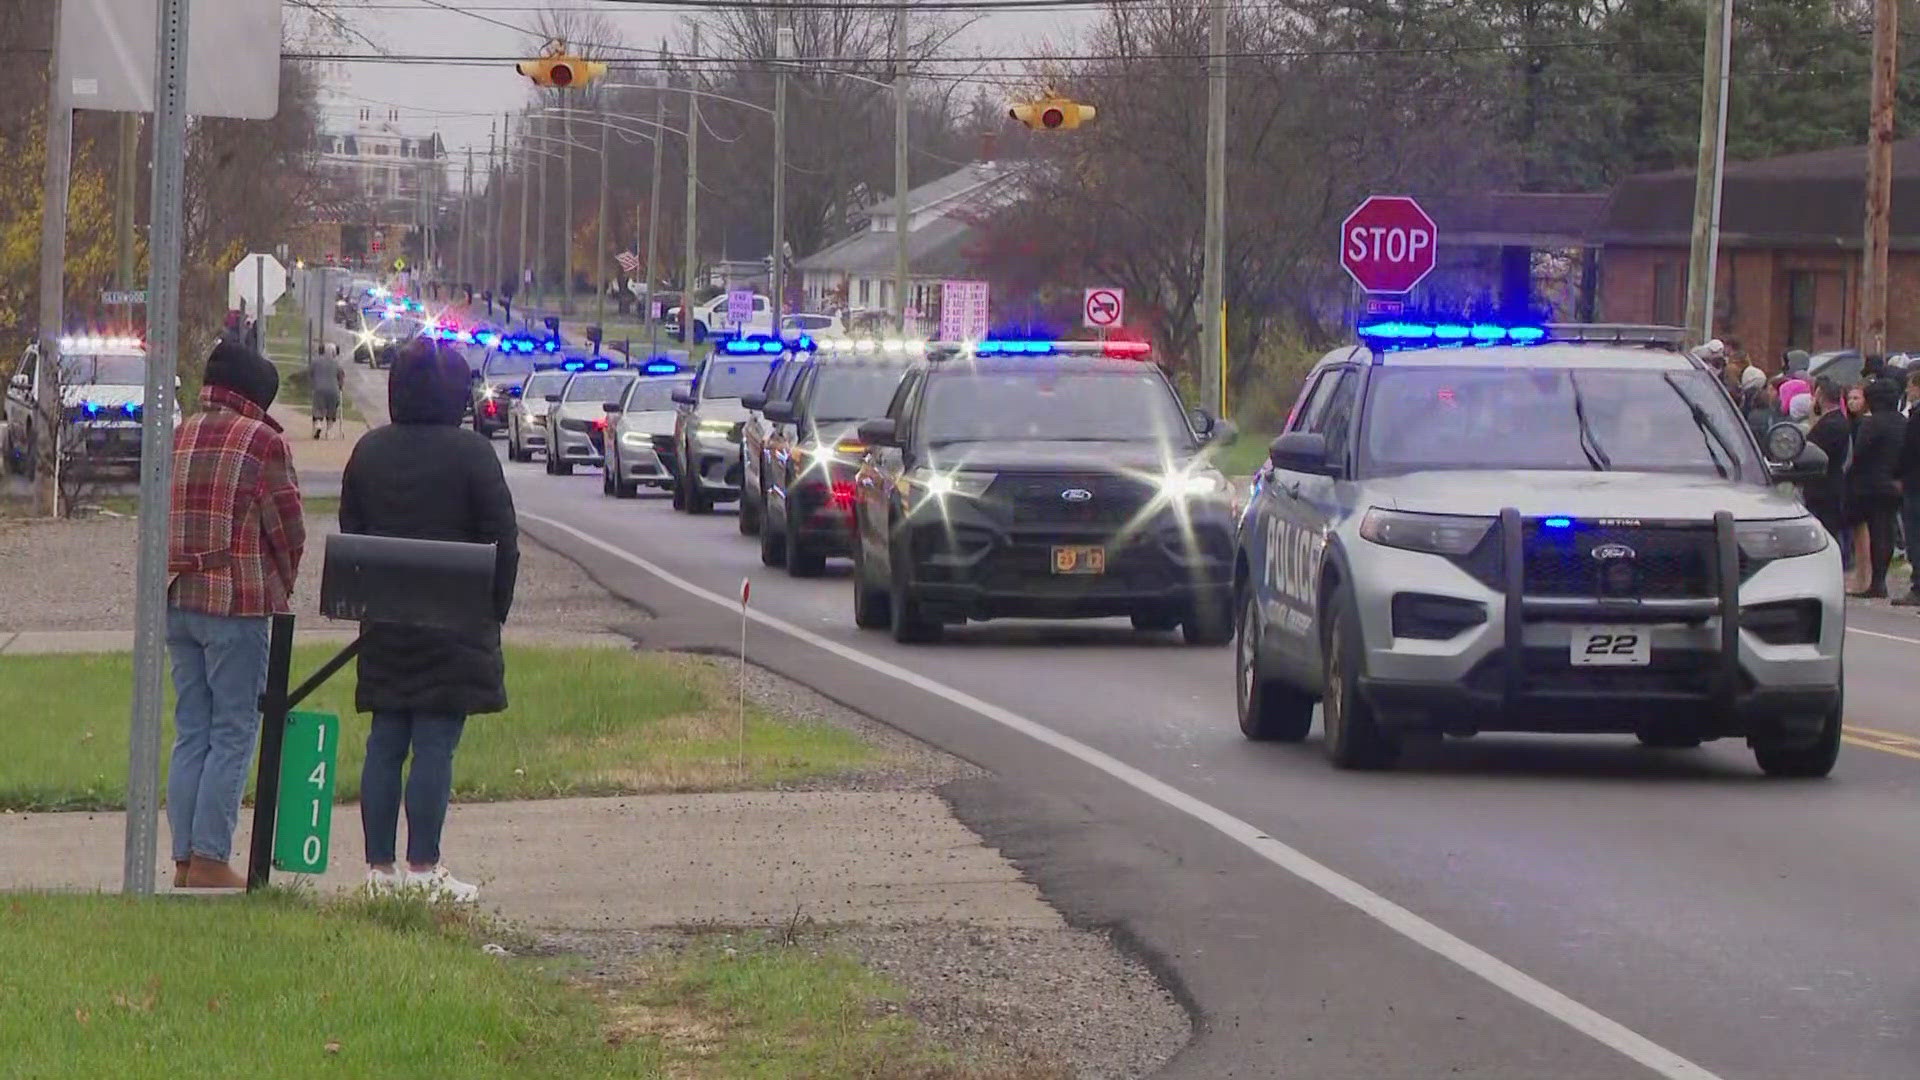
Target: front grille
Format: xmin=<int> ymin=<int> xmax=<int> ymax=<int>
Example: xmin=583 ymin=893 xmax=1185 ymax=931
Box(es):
xmin=997 ymin=474 xmax=1154 ymax=527
xmin=1522 ymin=522 xmax=1717 ymax=599
xmin=1466 ymin=648 xmax=1718 ymax=696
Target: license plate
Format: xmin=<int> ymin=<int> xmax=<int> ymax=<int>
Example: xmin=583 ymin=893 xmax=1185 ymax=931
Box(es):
xmin=1051 ymin=545 xmax=1105 ymax=575
xmin=1570 ymin=626 xmax=1651 ymax=666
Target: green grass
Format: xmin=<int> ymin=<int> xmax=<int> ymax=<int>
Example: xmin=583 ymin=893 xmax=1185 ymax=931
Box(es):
xmin=0 ymin=647 xmax=881 ymax=812
xmin=1211 ymin=430 xmax=1275 ymax=477
xmin=2 ymin=495 xmax=339 ymax=519
xmin=0 ymin=893 xmax=1046 ymax=1079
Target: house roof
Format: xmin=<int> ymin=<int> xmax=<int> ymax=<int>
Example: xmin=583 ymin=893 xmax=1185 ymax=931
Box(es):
xmin=1420 ymin=192 xmax=1608 ymax=247
xmin=1595 ymin=139 xmax=1920 ymax=248
xmin=862 ymin=162 xmax=1008 ymax=220
xmin=796 ymin=214 xmax=981 ymax=277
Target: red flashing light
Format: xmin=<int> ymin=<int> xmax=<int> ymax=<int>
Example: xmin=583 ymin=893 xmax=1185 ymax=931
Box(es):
xmin=830 ymin=481 xmax=857 ymax=508
xmin=1102 ymin=340 xmax=1152 ymax=359
xmin=1041 ymin=107 xmax=1065 ymax=129
xmin=551 ymin=63 xmax=575 ymax=87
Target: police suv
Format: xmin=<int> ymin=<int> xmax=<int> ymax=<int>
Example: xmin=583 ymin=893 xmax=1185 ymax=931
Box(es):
xmin=850 ymin=339 xmax=1238 ymax=644
xmin=1234 ymin=322 xmax=1844 ymax=776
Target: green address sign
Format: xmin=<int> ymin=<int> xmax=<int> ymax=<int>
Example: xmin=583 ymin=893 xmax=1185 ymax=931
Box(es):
xmin=272 ymin=711 xmax=339 ymax=875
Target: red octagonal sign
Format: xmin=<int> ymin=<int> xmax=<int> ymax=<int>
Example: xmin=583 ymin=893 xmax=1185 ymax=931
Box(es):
xmin=1340 ymin=195 xmax=1438 ymax=294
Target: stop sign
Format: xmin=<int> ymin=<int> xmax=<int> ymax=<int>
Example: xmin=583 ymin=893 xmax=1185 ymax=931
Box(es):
xmin=1340 ymin=196 xmax=1438 ymax=294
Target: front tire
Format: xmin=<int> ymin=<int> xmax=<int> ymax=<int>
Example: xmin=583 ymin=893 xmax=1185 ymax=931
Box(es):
xmin=1753 ymin=687 xmax=1843 ymax=778
xmin=1183 ymin=590 xmax=1235 ymax=646
xmin=889 ymin=532 xmax=941 ymax=644
xmin=1236 ymin=589 xmax=1314 ymax=742
xmin=1321 ymin=590 xmax=1400 ymax=770
xmin=759 ymin=499 xmax=788 ymax=567
xmin=852 ymin=532 xmax=892 ymax=630
xmin=739 ymin=470 xmax=763 ymax=536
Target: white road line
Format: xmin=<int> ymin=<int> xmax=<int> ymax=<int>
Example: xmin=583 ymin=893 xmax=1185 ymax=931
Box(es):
xmin=523 ymin=510 xmax=1725 ymax=1080
xmin=1846 ymin=626 xmax=1920 ymax=646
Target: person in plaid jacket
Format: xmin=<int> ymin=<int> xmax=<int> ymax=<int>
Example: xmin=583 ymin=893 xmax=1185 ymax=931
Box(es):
xmin=166 ymin=341 xmax=305 ymax=889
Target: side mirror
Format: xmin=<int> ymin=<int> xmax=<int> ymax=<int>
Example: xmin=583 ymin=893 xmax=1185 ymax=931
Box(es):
xmin=1207 ymin=418 xmax=1240 ymax=448
xmin=543 ymin=393 xmax=561 ymax=404
xmin=858 ymin=417 xmax=899 ymax=448
xmin=763 ymin=401 xmax=796 ymax=424
xmin=740 ymin=392 xmax=768 ymax=411
xmin=671 ymin=388 xmax=696 ymax=406
xmin=602 ymin=402 xmax=622 ymax=415
xmin=8 ymin=373 xmax=27 ymax=391
xmin=1269 ymin=431 xmax=1332 ymax=475
xmin=1187 ymin=407 xmax=1217 ymax=436
xmin=1764 ymin=421 xmax=1828 ymax=482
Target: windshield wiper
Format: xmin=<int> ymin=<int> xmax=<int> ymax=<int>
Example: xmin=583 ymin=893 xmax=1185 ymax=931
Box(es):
xmin=1660 ymin=373 xmax=1733 ymax=480
xmin=1567 ymin=372 xmax=1612 ymax=472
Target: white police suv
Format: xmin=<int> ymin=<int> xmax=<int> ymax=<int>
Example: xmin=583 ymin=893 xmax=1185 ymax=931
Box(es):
xmin=1234 ymin=322 xmax=1844 ymax=776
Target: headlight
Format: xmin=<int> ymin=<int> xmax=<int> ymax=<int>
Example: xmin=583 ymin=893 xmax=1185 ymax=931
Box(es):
xmin=1736 ymin=517 xmax=1828 ymax=560
xmin=1161 ymin=470 xmax=1228 ymax=498
xmin=1359 ymin=509 xmax=1493 ymax=556
xmin=620 ymin=431 xmax=650 ymax=449
xmin=696 ymin=419 xmax=738 ymax=441
xmin=916 ymin=470 xmax=994 ymax=498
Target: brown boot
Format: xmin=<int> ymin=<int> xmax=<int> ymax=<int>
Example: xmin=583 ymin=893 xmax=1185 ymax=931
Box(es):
xmin=182 ymin=855 xmax=246 ymax=890
xmin=173 ymin=860 xmax=190 ymax=888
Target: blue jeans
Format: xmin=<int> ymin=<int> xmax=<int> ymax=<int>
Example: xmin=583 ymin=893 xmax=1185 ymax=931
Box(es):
xmin=361 ymin=712 xmax=466 ymax=868
xmin=1904 ymin=491 xmax=1920 ymax=597
xmin=166 ymin=608 xmax=271 ymax=863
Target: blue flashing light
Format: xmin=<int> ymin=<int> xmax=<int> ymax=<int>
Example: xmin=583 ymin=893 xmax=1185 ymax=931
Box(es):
xmin=562 ymin=360 xmax=586 ymax=372
xmin=1507 ymin=326 xmax=1547 ymax=343
xmin=82 ymin=402 xmax=102 ymax=417
xmin=1542 ymin=517 xmax=1573 ymax=530
xmin=643 ymin=360 xmax=681 ymax=375
xmin=541 ymin=339 xmax=559 ymax=354
xmin=591 ymin=360 xmax=612 ymax=371
xmin=976 ymin=340 xmax=1057 ymax=355
xmin=122 ymin=402 xmax=140 ymax=418
xmin=475 ymin=331 xmax=496 ymax=346
xmin=1433 ymin=323 xmax=1471 ymax=341
xmin=1358 ymin=320 xmax=1550 ymax=349
xmin=507 ymin=385 xmax=523 ymax=398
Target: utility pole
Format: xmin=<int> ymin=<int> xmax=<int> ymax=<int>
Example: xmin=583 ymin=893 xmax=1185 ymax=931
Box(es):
xmin=1861 ymin=0 xmax=1899 ymax=355
xmin=1683 ymin=0 xmax=1732 ymax=346
xmin=893 ymin=8 xmax=910 ymax=333
xmin=646 ymin=43 xmax=668 ymax=360
xmin=114 ymin=114 xmax=138 ymax=292
xmin=518 ymin=118 xmax=531 ymax=324
xmin=1201 ymin=0 xmax=1227 ymax=418
xmin=596 ymin=92 xmax=611 ymax=334
xmin=772 ymin=20 xmax=792 ymax=333
xmin=36 ymin=0 xmax=74 ymax=516
xmin=488 ymin=118 xmax=501 ymax=299
xmin=459 ymin=147 xmax=472 ymax=292
xmin=564 ymin=109 xmax=576 ymax=316
xmin=128 ymin=0 xmax=193 ymax=895
xmin=683 ymin=23 xmax=702 ymax=339
xmin=537 ymin=110 xmax=549 ymax=311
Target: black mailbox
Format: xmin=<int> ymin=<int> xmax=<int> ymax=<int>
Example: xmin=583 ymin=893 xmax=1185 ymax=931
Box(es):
xmin=320 ymin=533 xmax=498 ymax=630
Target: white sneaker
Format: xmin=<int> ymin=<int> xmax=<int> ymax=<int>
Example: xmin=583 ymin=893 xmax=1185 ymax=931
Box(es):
xmin=365 ymin=867 xmax=405 ymax=896
xmin=403 ymin=866 xmax=479 ymax=904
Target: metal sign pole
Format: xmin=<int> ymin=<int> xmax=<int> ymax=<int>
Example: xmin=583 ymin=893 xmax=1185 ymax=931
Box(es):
xmin=125 ymin=0 xmax=192 ymax=896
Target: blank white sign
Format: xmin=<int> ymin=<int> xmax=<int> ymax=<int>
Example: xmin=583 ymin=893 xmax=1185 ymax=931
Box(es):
xmin=61 ymin=0 xmax=282 ymax=121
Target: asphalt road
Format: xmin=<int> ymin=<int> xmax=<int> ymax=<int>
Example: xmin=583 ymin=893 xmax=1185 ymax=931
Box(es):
xmin=353 ymin=341 xmax=1920 ymax=1079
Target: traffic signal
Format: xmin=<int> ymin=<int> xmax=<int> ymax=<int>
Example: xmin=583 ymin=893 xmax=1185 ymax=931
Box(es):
xmin=517 ymin=42 xmax=608 ymax=89
xmin=1008 ymin=96 xmax=1096 ymax=131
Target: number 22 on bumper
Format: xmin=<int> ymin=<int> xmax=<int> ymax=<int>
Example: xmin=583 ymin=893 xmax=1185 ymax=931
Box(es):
xmin=1570 ymin=626 xmax=1651 ymax=667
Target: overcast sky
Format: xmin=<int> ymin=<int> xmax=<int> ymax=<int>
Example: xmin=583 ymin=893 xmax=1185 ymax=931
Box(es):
xmin=311 ymin=2 xmax=1100 ymax=155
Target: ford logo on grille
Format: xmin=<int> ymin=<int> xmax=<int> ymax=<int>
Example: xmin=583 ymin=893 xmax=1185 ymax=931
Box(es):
xmin=1591 ymin=542 xmax=1636 ymax=561
xmin=1061 ymin=488 xmax=1094 ymax=503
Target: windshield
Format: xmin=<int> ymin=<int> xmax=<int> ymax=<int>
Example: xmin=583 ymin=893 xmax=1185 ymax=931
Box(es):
xmin=58 ymin=353 xmax=146 ymax=386
xmin=810 ymin=364 xmax=910 ymax=423
xmin=920 ymin=370 xmax=1192 ymax=446
xmin=1361 ymin=366 xmax=1763 ymax=481
xmin=564 ymin=373 xmax=633 ymax=404
xmin=375 ymin=319 xmax=422 ymax=339
xmin=624 ymin=377 xmax=690 ymax=412
xmin=524 ymin=372 xmax=569 ymax=400
xmin=701 ymin=360 xmax=775 ymax=400
xmin=483 ymin=353 xmax=535 ymax=380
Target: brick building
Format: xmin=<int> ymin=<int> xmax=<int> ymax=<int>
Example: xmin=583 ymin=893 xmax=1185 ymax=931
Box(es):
xmin=1592 ymin=140 xmax=1920 ymax=365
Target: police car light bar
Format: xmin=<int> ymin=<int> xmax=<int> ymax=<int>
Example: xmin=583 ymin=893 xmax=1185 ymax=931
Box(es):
xmin=59 ymin=335 xmax=146 ymax=353
xmin=643 ymin=360 xmax=684 ymax=374
xmin=1356 ymin=321 xmax=1549 ymax=350
xmin=1544 ymin=323 xmax=1687 ymax=348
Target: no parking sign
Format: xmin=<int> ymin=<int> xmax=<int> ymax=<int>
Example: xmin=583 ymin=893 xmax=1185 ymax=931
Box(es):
xmin=1083 ymin=287 xmax=1123 ymax=329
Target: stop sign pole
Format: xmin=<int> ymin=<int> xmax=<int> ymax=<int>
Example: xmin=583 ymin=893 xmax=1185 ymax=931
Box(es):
xmin=1341 ymin=195 xmax=1439 ymax=307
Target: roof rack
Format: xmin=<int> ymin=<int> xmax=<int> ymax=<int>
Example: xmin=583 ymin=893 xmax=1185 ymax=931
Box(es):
xmin=1544 ymin=324 xmax=1687 ymax=348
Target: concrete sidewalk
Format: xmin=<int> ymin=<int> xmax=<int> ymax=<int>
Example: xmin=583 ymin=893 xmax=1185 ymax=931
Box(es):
xmin=0 ymin=792 xmax=1060 ymax=930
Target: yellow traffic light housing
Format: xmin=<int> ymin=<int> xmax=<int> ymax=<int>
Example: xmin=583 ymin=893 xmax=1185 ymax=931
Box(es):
xmin=516 ymin=40 xmax=608 ymax=89
xmin=1008 ymin=96 xmax=1096 ymax=131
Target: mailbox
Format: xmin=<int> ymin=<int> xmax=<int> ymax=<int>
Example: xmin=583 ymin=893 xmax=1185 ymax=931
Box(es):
xmin=320 ymin=533 xmax=498 ymax=629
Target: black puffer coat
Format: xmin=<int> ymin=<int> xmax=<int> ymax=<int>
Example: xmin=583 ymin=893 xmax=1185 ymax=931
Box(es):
xmin=339 ymin=342 xmax=519 ymax=715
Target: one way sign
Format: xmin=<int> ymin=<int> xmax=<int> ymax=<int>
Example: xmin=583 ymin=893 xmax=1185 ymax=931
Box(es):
xmin=1083 ymin=287 xmax=1124 ymax=329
